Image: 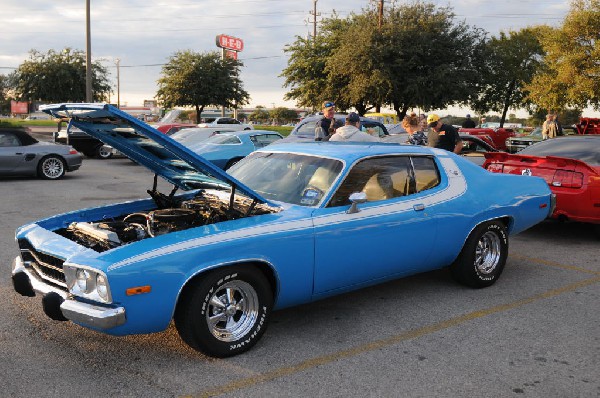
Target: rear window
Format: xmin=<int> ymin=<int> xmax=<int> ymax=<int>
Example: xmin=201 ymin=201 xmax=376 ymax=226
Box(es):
xmin=520 ymin=137 xmax=600 ymax=166
xmin=205 ymin=134 xmax=242 ymax=145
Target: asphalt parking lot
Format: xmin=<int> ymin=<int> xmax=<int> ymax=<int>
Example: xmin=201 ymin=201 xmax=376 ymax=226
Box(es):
xmin=1 ymin=146 xmax=598 ymax=397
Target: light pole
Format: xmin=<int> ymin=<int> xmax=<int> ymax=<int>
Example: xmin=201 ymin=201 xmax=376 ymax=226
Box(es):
xmin=85 ymin=0 xmax=92 ymax=102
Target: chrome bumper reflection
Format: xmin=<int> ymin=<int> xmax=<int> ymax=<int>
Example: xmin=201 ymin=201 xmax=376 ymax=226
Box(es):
xmin=12 ymin=256 xmax=126 ymax=330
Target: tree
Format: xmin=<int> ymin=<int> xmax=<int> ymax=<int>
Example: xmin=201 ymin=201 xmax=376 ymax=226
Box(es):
xmin=156 ymin=51 xmax=250 ymax=123
xmin=0 ymin=74 xmax=10 ymax=114
xmin=269 ymin=107 xmax=299 ymax=124
xmin=472 ymin=28 xmax=545 ymax=127
xmin=248 ymin=106 xmax=270 ymax=123
xmin=526 ymin=0 xmax=600 ymax=111
xmin=281 ymin=16 xmax=353 ymax=111
xmin=281 ymin=2 xmax=487 ymax=119
xmin=10 ymin=48 xmax=111 ymax=102
xmin=375 ymin=2 xmax=487 ymax=120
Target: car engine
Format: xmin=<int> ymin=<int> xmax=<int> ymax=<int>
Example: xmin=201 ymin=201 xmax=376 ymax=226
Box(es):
xmin=57 ymin=190 xmax=278 ymax=252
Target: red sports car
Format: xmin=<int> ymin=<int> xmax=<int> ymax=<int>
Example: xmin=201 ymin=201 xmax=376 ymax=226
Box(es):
xmin=483 ymin=135 xmax=600 ymax=224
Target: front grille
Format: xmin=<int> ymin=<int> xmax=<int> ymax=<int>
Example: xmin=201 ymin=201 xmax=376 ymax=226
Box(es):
xmin=18 ymin=239 xmax=67 ymax=287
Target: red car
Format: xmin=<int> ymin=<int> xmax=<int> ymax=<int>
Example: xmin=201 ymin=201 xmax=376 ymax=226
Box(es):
xmin=459 ymin=128 xmax=516 ymax=151
xmin=483 ymin=135 xmax=600 ymax=224
xmin=153 ymin=123 xmax=197 ymax=135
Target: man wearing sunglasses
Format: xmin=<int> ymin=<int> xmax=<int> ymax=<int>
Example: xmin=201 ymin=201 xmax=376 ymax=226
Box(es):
xmin=315 ymin=101 xmax=340 ymax=141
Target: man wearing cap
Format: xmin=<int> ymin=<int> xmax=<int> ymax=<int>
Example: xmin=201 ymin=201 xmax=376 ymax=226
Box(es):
xmin=461 ymin=114 xmax=476 ymax=128
xmin=315 ymin=101 xmax=340 ymax=141
xmin=427 ymin=114 xmax=463 ymax=154
xmin=329 ymin=112 xmax=379 ymax=142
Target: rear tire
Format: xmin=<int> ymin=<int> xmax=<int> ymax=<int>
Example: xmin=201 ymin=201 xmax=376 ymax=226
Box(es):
xmin=37 ymin=156 xmax=66 ymax=179
xmin=450 ymin=221 xmax=508 ymax=288
xmin=95 ymin=145 xmax=113 ymax=159
xmin=174 ymin=266 xmax=272 ymax=357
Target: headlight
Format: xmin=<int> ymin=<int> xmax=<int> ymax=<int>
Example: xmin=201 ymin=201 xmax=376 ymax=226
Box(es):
xmin=64 ymin=264 xmax=112 ymax=304
xmin=96 ymin=274 xmax=108 ymax=300
xmin=76 ymin=269 xmax=93 ymax=293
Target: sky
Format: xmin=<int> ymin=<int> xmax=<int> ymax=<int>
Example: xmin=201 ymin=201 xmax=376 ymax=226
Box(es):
xmin=0 ymin=0 xmax=571 ymax=116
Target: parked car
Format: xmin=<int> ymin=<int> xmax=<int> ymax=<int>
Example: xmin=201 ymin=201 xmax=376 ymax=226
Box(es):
xmin=484 ymin=135 xmax=600 ymax=224
xmin=282 ymin=114 xmax=391 ymax=143
xmin=170 ymin=127 xmax=234 ymax=148
xmin=459 ymin=127 xmax=516 ymax=151
xmin=187 ymin=130 xmax=283 ymax=169
xmin=198 ymin=117 xmax=253 ymax=131
xmin=153 ymin=123 xmax=197 ymax=135
xmin=55 ymin=123 xmax=113 ymax=159
xmin=12 ymin=103 xmax=553 ymax=358
xmin=505 ymin=126 xmax=577 ymax=153
xmin=459 ymin=134 xmax=499 ymax=166
xmin=0 ymin=128 xmax=82 ymax=179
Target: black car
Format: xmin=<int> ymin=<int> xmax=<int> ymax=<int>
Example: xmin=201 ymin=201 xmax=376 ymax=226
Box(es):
xmin=54 ymin=123 xmax=112 ymax=159
xmin=459 ymin=134 xmax=499 ymax=165
xmin=280 ymin=113 xmax=389 ymax=143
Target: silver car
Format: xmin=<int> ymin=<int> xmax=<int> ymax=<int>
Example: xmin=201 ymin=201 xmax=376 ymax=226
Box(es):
xmin=0 ymin=129 xmax=83 ymax=179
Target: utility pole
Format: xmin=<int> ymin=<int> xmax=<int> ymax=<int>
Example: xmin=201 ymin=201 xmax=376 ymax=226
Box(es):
xmin=378 ymin=0 xmax=384 ymax=29
xmin=309 ymin=0 xmax=320 ymax=40
xmin=85 ymin=0 xmax=92 ymax=102
xmin=115 ymin=58 xmax=121 ymax=108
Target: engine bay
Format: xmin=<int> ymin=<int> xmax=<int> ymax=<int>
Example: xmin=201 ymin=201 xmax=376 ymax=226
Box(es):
xmin=56 ymin=180 xmax=279 ymax=252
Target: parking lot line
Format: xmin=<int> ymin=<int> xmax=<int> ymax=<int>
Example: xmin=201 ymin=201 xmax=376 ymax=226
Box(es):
xmin=190 ymin=275 xmax=600 ymax=398
xmin=510 ymin=253 xmax=600 ymax=275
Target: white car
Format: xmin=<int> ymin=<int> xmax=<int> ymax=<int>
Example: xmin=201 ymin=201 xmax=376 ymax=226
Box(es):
xmin=197 ymin=117 xmax=253 ymax=130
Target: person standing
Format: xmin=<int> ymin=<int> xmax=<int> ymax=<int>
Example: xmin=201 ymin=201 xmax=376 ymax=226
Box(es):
xmin=478 ymin=117 xmax=487 ymax=128
xmin=542 ymin=114 xmax=558 ymax=140
xmin=461 ymin=114 xmax=476 ymax=128
xmin=315 ymin=101 xmax=338 ymax=141
xmin=427 ymin=114 xmax=463 ymax=154
xmin=403 ymin=113 xmax=428 ymax=145
xmin=329 ymin=112 xmax=379 ymax=142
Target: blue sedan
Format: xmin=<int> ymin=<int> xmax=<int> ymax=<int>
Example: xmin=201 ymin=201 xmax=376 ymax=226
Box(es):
xmin=187 ymin=130 xmax=283 ymax=169
xmin=11 ymin=104 xmax=553 ymax=357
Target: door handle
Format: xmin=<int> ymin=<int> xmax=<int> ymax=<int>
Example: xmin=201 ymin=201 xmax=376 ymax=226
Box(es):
xmin=413 ymin=203 xmax=425 ymax=211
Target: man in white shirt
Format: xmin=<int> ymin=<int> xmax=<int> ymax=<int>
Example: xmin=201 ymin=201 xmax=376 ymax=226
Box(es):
xmin=329 ymin=112 xmax=379 ymax=142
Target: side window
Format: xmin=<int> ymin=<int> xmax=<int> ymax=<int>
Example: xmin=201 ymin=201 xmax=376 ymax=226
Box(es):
xmin=361 ymin=123 xmax=385 ymax=138
xmin=251 ymin=134 xmax=282 ymax=148
xmin=0 ymin=132 xmax=20 ymax=147
xmin=329 ymin=156 xmax=413 ymax=207
xmin=412 ymin=156 xmax=440 ymax=192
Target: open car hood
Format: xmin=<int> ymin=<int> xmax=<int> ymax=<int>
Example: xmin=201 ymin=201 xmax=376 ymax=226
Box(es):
xmin=41 ymin=103 xmax=272 ymax=205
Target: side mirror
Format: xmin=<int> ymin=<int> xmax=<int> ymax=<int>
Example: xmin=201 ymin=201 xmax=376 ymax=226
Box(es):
xmin=347 ymin=192 xmax=368 ymax=214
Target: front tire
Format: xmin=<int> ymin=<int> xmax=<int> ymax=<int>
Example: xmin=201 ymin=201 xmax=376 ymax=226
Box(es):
xmin=37 ymin=156 xmax=66 ymax=179
xmin=450 ymin=221 xmax=508 ymax=288
xmin=175 ymin=266 xmax=273 ymax=357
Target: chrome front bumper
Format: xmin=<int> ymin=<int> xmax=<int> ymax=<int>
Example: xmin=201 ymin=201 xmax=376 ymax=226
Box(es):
xmin=11 ymin=256 xmax=126 ymax=330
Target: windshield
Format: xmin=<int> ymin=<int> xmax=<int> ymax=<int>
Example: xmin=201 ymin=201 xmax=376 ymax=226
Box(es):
xmin=228 ymin=152 xmax=343 ymax=206
xmin=520 ymin=137 xmax=600 ymax=166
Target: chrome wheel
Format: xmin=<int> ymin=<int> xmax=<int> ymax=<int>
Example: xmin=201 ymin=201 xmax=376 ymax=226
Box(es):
xmin=206 ymin=280 xmax=259 ymax=342
xmin=474 ymin=231 xmax=502 ymax=275
xmin=96 ymin=145 xmax=113 ymax=159
xmin=40 ymin=156 xmax=65 ymax=179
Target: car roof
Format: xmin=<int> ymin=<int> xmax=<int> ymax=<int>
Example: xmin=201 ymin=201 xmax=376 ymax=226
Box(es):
xmin=259 ymin=141 xmax=438 ymax=163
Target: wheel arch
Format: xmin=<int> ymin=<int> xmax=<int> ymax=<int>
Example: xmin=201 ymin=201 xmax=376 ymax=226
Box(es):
xmin=174 ymin=260 xmax=279 ymax=316
xmin=452 ymin=216 xmax=512 ymax=262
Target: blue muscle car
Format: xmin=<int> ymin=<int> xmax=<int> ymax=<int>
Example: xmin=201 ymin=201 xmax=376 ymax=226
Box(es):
xmin=11 ymin=104 xmax=554 ymax=357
